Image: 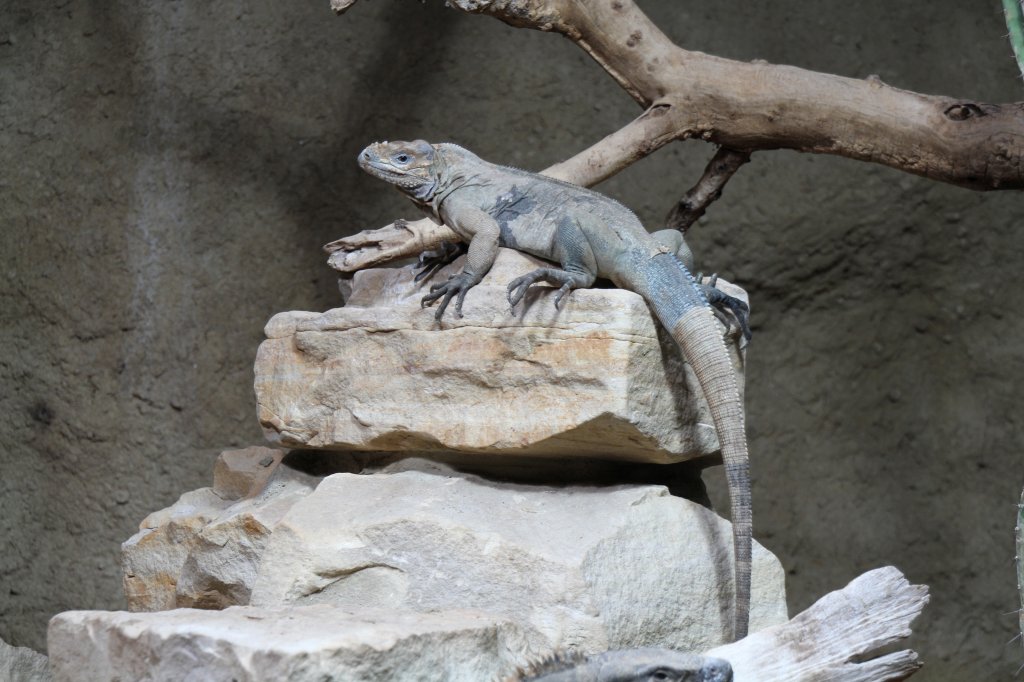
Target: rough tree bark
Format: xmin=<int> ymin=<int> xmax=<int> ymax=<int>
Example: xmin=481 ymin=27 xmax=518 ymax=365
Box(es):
xmin=325 ymin=0 xmax=1023 ymax=273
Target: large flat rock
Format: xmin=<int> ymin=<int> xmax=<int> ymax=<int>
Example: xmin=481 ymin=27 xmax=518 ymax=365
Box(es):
xmin=250 ymin=461 xmax=787 ymax=655
xmin=255 ymin=248 xmax=747 ymax=462
xmin=47 ymin=606 xmax=525 ymax=682
xmin=121 ymin=456 xmax=786 ymax=656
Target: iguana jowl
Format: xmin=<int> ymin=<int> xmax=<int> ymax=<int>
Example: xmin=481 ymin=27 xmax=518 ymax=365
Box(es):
xmin=358 ymin=140 xmax=752 ymax=640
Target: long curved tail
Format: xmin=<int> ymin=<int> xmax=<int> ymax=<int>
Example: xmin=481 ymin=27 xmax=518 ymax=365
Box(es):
xmin=622 ymin=252 xmax=751 ymax=640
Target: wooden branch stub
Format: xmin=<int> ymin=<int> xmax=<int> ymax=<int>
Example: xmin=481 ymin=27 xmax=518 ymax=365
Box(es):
xmin=324 ymin=218 xmax=459 ymax=272
xmin=709 ymin=566 xmax=929 ymax=681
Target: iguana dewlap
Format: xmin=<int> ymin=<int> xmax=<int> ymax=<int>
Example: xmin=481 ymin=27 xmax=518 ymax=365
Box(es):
xmin=358 ymin=139 xmax=752 ymax=640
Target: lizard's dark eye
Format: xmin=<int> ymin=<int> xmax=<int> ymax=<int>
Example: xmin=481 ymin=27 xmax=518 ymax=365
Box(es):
xmin=395 ymin=154 xmax=410 ymax=164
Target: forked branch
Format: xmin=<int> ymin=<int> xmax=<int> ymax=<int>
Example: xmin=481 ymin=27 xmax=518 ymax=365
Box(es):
xmin=327 ymin=0 xmax=1024 ymax=272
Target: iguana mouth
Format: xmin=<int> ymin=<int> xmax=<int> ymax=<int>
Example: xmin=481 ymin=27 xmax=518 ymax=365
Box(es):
xmin=358 ymin=141 xmax=438 ymax=200
xmin=357 ymin=143 xmax=402 ymax=180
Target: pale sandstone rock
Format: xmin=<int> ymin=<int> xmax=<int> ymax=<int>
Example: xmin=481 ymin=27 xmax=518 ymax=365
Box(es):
xmin=47 ymin=606 xmax=526 ymax=682
xmin=0 ymin=637 xmax=50 ymax=682
xmin=213 ymin=445 xmax=283 ymax=499
xmin=255 ymin=248 xmax=747 ymax=463
xmin=121 ymin=447 xmax=321 ymax=611
xmin=121 ymin=450 xmax=714 ymax=613
xmin=250 ymin=462 xmax=787 ymax=656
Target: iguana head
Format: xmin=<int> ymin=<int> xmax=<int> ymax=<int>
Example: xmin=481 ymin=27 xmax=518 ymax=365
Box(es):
xmin=358 ymin=139 xmax=441 ymax=201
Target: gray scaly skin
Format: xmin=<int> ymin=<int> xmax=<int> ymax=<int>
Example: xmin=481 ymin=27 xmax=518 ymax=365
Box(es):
xmin=359 ymin=140 xmax=753 ymax=639
xmin=507 ymin=648 xmax=732 ymax=682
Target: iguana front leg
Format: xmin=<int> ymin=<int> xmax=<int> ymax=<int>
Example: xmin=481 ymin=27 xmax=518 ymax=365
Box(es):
xmin=421 ymin=205 xmax=500 ymax=320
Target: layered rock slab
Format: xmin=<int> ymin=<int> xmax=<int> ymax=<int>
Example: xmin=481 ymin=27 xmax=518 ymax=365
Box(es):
xmin=47 ymin=606 xmax=525 ymax=682
xmin=250 ymin=461 xmax=788 ymax=655
xmin=121 ymin=455 xmax=786 ymax=655
xmin=255 ymin=248 xmax=747 ymax=462
xmin=121 ymin=448 xmax=708 ymax=612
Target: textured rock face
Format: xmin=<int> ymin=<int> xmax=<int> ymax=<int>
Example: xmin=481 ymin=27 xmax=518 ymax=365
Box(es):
xmin=121 ymin=447 xmax=320 ymax=611
xmin=255 ymin=248 xmax=747 ymax=463
xmin=250 ymin=462 xmax=786 ymax=655
xmin=0 ymin=637 xmax=50 ymax=682
xmin=47 ymin=606 xmax=525 ymax=682
xmin=120 ymin=456 xmax=786 ymax=654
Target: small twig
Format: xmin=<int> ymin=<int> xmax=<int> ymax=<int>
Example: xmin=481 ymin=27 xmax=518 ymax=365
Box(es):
xmin=665 ymin=147 xmax=751 ymax=233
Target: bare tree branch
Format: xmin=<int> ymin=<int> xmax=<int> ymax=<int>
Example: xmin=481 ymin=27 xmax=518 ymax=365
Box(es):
xmin=666 ymin=148 xmax=751 ymax=233
xmin=328 ymin=0 xmax=1023 ymax=273
xmin=544 ymin=104 xmax=679 ymax=186
xmin=345 ymin=0 xmax=1024 ymax=191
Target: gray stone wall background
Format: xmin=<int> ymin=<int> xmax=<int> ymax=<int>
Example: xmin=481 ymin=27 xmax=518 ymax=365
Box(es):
xmin=1 ymin=1 xmax=1020 ymax=679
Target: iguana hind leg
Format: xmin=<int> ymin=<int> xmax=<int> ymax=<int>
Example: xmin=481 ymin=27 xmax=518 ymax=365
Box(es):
xmin=507 ymin=267 xmax=595 ymax=309
xmin=699 ymin=275 xmax=752 ymax=342
xmin=655 ymin=229 xmax=751 ymax=341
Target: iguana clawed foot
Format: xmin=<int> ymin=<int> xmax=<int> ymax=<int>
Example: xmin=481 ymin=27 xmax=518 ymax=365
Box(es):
xmin=414 ymin=240 xmax=467 ymax=283
xmin=507 ymin=268 xmax=591 ymax=310
xmin=421 ymin=271 xmax=479 ymax=320
xmin=698 ymin=272 xmax=752 ymax=342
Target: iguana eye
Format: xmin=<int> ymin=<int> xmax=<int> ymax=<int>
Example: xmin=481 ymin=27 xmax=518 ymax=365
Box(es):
xmin=395 ymin=154 xmax=411 ymax=164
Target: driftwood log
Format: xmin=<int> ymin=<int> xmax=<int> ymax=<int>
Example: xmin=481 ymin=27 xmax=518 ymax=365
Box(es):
xmin=325 ymin=0 xmax=1023 ymax=274
xmin=708 ymin=566 xmax=929 ymax=681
